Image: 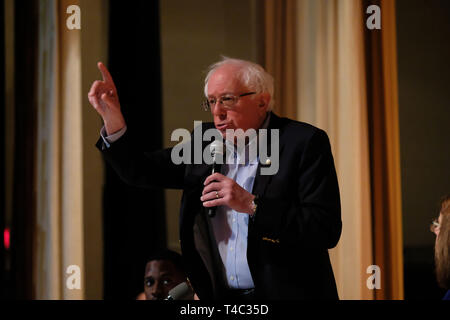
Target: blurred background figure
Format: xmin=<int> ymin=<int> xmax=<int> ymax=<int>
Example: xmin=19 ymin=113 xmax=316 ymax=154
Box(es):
xmin=431 ymin=195 xmax=450 ymax=300
xmin=135 ymin=292 xmax=146 ymax=300
xmin=143 ymin=249 xmax=187 ymax=300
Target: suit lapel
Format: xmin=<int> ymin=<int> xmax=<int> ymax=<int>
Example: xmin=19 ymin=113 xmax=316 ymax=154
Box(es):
xmin=251 ymin=164 xmax=272 ymax=197
xmin=251 ymin=112 xmax=283 ymax=197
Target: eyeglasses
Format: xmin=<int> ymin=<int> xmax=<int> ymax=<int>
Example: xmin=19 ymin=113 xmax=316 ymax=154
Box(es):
xmin=430 ymin=217 xmax=440 ymax=234
xmin=201 ymin=92 xmax=256 ymax=112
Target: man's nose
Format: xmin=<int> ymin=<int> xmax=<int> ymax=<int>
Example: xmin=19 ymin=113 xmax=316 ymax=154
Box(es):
xmin=151 ymin=282 xmax=164 ymax=299
xmin=212 ymin=103 xmax=227 ymax=117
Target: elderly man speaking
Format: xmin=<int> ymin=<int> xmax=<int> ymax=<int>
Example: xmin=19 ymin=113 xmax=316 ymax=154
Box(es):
xmin=89 ymin=57 xmax=342 ymax=300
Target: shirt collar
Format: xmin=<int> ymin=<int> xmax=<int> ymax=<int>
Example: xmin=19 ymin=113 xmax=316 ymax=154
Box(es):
xmin=224 ymin=112 xmax=271 ymax=165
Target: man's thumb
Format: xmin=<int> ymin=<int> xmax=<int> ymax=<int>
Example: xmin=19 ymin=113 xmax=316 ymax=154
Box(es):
xmin=101 ymin=92 xmax=115 ymax=107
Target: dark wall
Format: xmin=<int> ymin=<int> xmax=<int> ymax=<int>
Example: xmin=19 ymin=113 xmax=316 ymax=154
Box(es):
xmin=0 ymin=0 xmax=5 ymax=299
xmin=10 ymin=0 xmax=39 ymax=300
xmin=103 ymin=0 xmax=167 ymax=299
xmin=396 ymin=0 xmax=450 ymax=299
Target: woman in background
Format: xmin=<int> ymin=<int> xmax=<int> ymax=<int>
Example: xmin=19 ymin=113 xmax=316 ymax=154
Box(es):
xmin=431 ymin=195 xmax=450 ymax=300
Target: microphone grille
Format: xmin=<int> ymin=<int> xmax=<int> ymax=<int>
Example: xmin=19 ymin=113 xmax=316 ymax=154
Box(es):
xmin=167 ymin=282 xmax=194 ymax=300
xmin=210 ymin=140 xmax=224 ymax=156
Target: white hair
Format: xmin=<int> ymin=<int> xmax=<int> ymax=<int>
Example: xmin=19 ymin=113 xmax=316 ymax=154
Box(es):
xmin=204 ymin=56 xmax=275 ymax=111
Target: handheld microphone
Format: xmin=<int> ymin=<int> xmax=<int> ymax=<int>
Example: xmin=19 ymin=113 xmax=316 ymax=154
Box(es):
xmin=207 ymin=140 xmax=224 ymax=218
xmin=165 ymin=282 xmax=195 ymax=300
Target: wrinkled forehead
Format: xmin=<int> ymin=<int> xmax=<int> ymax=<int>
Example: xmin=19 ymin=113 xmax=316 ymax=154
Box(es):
xmin=207 ymin=65 xmax=248 ymax=96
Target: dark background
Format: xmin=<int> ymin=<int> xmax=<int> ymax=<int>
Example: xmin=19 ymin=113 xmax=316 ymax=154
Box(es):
xmin=396 ymin=0 xmax=450 ymax=300
xmin=103 ymin=0 xmax=167 ymax=299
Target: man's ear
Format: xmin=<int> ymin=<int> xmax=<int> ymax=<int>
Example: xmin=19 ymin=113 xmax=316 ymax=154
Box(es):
xmin=259 ymin=93 xmax=271 ymax=109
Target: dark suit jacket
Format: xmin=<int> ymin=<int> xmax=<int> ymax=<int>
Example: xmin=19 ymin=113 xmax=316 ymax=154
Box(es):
xmin=97 ymin=112 xmax=342 ymax=300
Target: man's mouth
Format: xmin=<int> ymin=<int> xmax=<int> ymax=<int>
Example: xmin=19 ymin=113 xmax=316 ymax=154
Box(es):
xmin=216 ymin=123 xmax=231 ymax=131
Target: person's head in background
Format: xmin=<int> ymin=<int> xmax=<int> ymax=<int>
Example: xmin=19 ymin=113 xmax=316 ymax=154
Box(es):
xmin=431 ymin=195 xmax=450 ymax=291
xmin=144 ymin=249 xmax=186 ymax=300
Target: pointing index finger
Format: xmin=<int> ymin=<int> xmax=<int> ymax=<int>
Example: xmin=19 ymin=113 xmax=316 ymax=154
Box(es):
xmin=98 ymin=61 xmax=113 ymax=84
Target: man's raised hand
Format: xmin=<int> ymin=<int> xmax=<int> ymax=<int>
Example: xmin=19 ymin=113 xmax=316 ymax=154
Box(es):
xmin=88 ymin=62 xmax=126 ymax=135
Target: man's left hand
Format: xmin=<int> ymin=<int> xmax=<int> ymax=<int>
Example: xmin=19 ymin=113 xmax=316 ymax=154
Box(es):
xmin=201 ymin=173 xmax=255 ymax=215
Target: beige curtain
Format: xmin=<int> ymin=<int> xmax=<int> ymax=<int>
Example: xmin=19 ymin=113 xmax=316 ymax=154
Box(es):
xmin=263 ymin=0 xmax=297 ymax=118
xmin=35 ymin=0 xmax=85 ymax=299
xmin=364 ymin=0 xmax=404 ymax=300
xmin=296 ymin=0 xmax=374 ymax=299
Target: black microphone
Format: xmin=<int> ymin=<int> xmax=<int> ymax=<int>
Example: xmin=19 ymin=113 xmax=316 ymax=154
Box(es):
xmin=165 ymin=282 xmax=195 ymax=300
xmin=207 ymin=140 xmax=223 ymax=218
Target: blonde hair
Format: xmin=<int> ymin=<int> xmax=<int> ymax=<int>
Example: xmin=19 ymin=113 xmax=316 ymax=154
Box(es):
xmin=435 ymin=195 xmax=450 ymax=289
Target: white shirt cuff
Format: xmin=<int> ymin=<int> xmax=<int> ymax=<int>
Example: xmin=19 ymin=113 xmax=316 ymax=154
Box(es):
xmin=100 ymin=125 xmax=127 ymax=148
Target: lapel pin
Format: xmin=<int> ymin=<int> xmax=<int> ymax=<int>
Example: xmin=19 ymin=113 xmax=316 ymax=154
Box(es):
xmin=265 ymin=159 xmax=271 ymax=166
xmin=262 ymin=237 xmax=280 ymax=244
